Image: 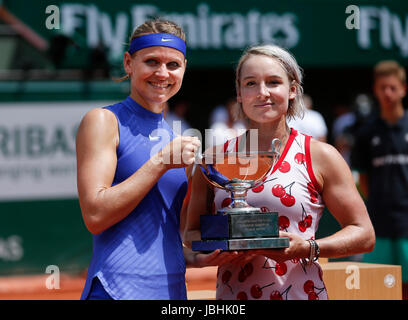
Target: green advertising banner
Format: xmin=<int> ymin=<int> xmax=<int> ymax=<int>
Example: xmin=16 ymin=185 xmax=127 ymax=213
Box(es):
xmin=0 ymin=199 xmax=91 ymax=275
xmin=3 ymin=0 xmax=408 ymax=67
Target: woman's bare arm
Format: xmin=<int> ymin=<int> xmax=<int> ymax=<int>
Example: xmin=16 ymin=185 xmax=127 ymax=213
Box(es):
xmin=254 ymin=140 xmax=375 ymax=262
xmin=310 ymin=140 xmax=375 ymax=258
xmin=76 ymin=108 xmax=200 ymax=235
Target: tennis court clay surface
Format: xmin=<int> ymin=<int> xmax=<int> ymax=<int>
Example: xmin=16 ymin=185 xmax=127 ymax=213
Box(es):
xmin=0 ymin=267 xmax=217 ymax=300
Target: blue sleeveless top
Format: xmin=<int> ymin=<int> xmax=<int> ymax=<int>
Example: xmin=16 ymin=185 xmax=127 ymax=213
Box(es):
xmin=80 ymin=97 xmax=188 ymax=300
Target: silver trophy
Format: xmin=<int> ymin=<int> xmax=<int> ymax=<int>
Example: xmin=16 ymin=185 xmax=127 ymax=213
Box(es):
xmin=192 ymin=138 xmax=290 ymax=251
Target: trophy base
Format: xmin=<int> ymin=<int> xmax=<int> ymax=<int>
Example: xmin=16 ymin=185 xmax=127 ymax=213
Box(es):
xmin=217 ymin=206 xmax=262 ymax=214
xmin=200 ymin=212 xmax=279 ymax=240
xmin=192 ymin=237 xmax=289 ymax=252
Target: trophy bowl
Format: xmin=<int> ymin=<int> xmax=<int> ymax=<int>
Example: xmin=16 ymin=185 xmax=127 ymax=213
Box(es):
xmin=192 ymin=138 xmax=290 ymax=252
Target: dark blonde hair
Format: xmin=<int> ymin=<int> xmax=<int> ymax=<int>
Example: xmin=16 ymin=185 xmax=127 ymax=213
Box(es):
xmin=374 ymin=60 xmax=406 ymax=84
xmin=235 ymin=44 xmax=305 ymax=121
xmin=130 ymin=18 xmax=186 ymax=43
xmin=116 ymin=18 xmax=186 ymax=82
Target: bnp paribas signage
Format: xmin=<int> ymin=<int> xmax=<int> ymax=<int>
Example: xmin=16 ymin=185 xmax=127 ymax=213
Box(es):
xmin=0 ymin=102 xmax=112 ymax=201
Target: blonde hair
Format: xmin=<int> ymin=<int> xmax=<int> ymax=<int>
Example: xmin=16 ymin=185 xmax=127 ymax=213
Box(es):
xmin=235 ymin=44 xmax=305 ymax=121
xmin=130 ymin=18 xmax=186 ymax=43
xmin=374 ymin=60 xmax=406 ymax=84
xmin=116 ymin=18 xmax=186 ymax=82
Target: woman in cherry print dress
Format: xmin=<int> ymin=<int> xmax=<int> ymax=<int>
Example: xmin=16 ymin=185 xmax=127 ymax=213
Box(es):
xmin=184 ymin=44 xmax=375 ymax=300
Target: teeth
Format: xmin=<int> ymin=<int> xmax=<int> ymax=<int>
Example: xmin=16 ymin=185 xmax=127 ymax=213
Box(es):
xmin=150 ymin=82 xmax=170 ymax=88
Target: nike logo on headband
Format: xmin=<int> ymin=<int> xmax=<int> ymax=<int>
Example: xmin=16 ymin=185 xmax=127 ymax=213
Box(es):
xmin=161 ymin=37 xmax=173 ymax=42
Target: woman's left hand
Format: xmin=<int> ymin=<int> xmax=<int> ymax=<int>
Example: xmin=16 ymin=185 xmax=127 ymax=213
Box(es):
xmin=252 ymin=231 xmax=310 ymax=263
xmin=191 ymin=249 xmax=246 ymax=268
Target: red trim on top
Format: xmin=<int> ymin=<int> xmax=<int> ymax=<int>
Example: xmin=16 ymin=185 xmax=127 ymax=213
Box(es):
xmin=223 ymin=140 xmax=229 ymax=153
xmin=272 ymin=128 xmax=297 ymax=174
xmin=304 ymin=134 xmax=322 ymax=194
xmin=223 ymin=136 xmax=240 ymax=153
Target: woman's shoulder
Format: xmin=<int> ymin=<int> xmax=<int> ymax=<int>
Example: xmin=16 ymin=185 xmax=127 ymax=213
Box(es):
xmin=77 ymin=107 xmax=119 ymax=144
xmin=81 ymin=107 xmax=117 ymax=128
xmin=309 ymin=138 xmax=349 ymax=189
xmin=309 ymin=138 xmax=338 ymax=158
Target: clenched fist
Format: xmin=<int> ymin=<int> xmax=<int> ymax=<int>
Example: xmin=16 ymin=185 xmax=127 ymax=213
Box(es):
xmin=153 ymin=136 xmax=201 ymax=169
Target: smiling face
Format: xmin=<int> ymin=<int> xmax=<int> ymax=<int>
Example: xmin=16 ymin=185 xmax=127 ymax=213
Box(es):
xmin=237 ymin=54 xmax=297 ymax=124
xmin=124 ymin=46 xmax=186 ymax=113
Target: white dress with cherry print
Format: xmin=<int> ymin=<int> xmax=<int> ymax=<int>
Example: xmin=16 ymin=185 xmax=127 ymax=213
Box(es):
xmin=214 ymin=129 xmax=329 ymax=300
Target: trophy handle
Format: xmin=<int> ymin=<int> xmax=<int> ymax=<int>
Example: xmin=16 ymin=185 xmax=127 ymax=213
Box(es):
xmin=271 ymin=138 xmax=281 ymax=161
xmin=193 ymin=138 xmax=282 ymax=214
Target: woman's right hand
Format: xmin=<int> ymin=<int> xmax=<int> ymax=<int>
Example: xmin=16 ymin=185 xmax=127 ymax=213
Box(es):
xmin=154 ymin=136 xmax=201 ymax=169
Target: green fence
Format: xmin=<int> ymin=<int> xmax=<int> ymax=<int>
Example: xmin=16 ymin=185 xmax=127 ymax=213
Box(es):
xmin=0 ymin=199 xmax=91 ymax=275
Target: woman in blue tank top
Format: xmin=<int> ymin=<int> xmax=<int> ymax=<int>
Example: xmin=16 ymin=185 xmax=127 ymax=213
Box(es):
xmin=76 ymin=19 xmax=234 ymax=300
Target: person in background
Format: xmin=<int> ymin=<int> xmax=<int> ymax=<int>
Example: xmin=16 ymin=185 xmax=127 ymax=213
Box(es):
xmin=332 ymin=94 xmax=375 ymax=165
xmin=351 ymin=60 xmax=408 ymax=299
xmin=207 ymin=97 xmax=247 ymax=147
xmin=164 ymin=100 xmax=192 ymax=136
xmin=287 ymin=94 xmax=328 ymax=142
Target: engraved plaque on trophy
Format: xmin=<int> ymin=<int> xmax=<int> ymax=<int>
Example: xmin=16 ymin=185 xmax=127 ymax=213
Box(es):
xmin=192 ymin=139 xmax=290 ymax=251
